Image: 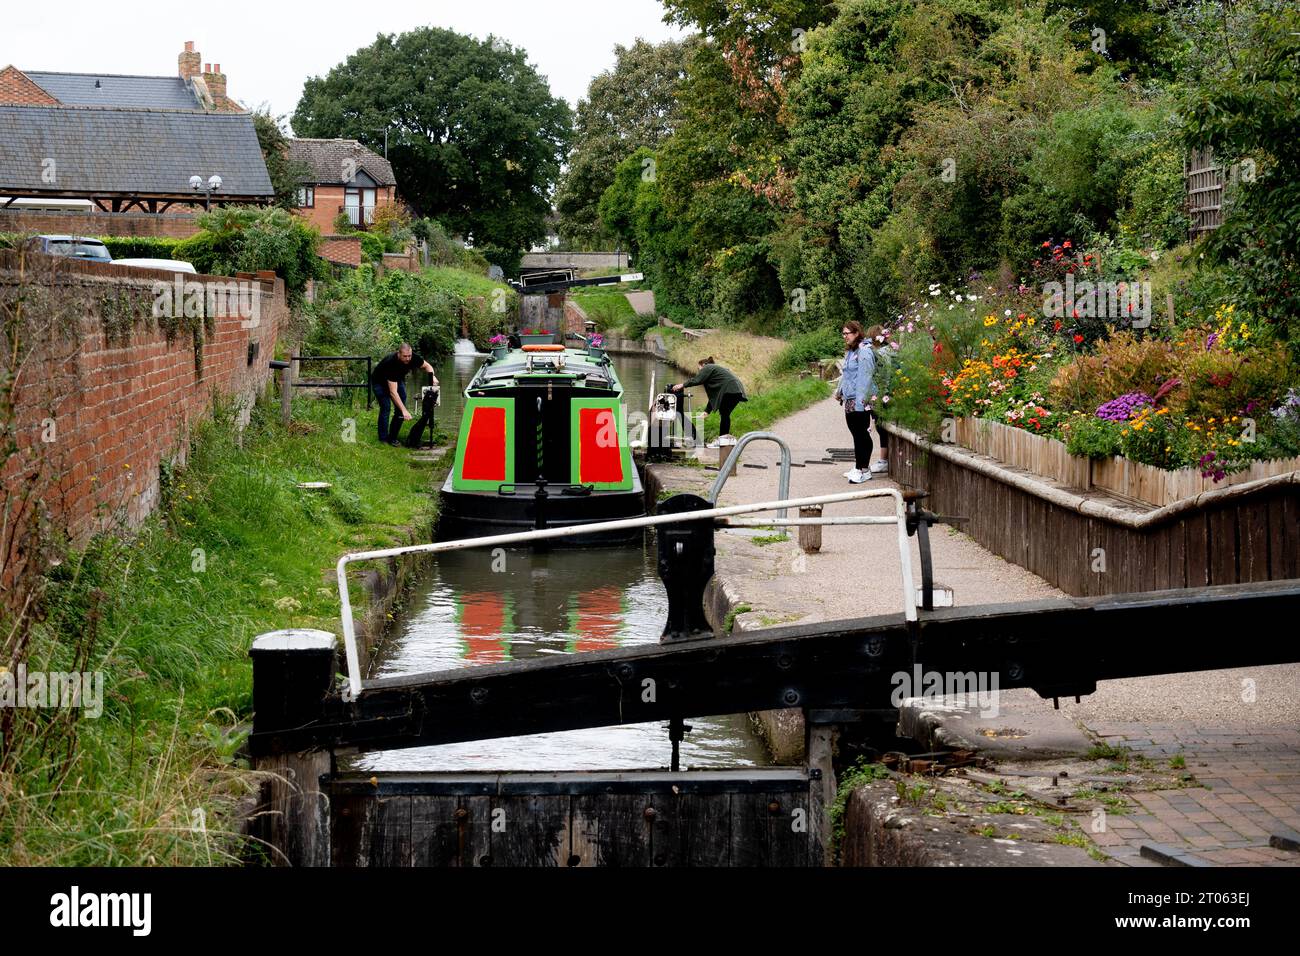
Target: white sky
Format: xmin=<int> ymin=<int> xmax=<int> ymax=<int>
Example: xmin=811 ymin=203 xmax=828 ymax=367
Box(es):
xmin=1 ymin=0 xmax=688 ymax=122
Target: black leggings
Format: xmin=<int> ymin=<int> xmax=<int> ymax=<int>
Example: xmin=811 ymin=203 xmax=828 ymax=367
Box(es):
xmin=846 ymin=410 xmax=873 ymax=469
xmin=718 ymin=393 xmax=744 ymax=435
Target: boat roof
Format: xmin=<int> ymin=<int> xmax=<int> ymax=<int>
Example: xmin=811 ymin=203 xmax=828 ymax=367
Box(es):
xmin=470 ymin=347 xmax=621 ymax=392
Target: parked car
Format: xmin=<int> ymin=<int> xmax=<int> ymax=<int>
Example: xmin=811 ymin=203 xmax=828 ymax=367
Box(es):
xmin=24 ymin=235 xmax=113 ymax=262
xmin=112 ymin=258 xmax=197 ymax=274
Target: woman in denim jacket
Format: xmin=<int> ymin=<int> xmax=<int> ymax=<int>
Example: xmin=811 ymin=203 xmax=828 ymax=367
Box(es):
xmin=834 ymin=320 xmax=877 ymax=483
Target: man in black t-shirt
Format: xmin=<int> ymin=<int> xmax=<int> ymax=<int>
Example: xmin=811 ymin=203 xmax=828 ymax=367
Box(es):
xmin=370 ymin=343 xmax=438 ymax=445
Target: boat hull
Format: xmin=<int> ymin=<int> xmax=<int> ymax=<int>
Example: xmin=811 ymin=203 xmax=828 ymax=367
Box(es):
xmin=438 ymin=473 xmax=647 ymax=545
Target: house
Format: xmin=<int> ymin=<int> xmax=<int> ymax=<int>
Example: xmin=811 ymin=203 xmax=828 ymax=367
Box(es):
xmin=286 ymin=139 xmax=397 ymax=232
xmin=0 ymin=41 xmax=272 ymax=222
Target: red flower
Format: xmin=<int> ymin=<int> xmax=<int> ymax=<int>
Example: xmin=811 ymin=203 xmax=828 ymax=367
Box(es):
xmin=1042 ymin=241 xmax=1051 ymax=248
xmin=1073 ymin=334 xmax=1084 ymax=344
xmin=933 ymin=342 xmax=943 ymax=355
xmin=1063 ymin=240 xmax=1072 ymax=249
xmin=1053 ymin=320 xmax=1062 ymax=332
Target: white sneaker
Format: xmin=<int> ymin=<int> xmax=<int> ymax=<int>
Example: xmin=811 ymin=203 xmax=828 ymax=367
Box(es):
xmin=706 ymin=440 xmax=721 ymax=449
xmin=870 ymin=460 xmax=889 ymax=474
xmin=847 ymin=468 xmax=871 ymax=483
xmin=718 ymin=435 xmax=738 ymax=446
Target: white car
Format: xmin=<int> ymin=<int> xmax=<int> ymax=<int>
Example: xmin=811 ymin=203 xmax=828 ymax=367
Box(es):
xmin=112 ymin=258 xmax=197 ymax=274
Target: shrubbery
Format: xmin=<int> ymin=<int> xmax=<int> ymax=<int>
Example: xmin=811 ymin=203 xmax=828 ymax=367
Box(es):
xmin=174 ymin=207 xmax=324 ymax=302
xmin=303 ymin=264 xmax=515 ymax=361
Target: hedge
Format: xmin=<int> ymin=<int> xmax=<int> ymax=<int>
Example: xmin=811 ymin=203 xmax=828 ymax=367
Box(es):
xmin=98 ymin=236 xmax=183 ymax=260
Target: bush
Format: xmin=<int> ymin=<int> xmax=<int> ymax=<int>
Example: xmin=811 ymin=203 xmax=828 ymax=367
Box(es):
xmin=303 ymin=265 xmax=515 ymax=360
xmin=1061 ymin=413 xmax=1122 ymax=459
xmin=173 ymin=207 xmax=324 ymax=302
xmin=1174 ymin=342 xmax=1293 ymax=422
xmin=98 ymin=236 xmax=183 ymax=261
xmin=411 ymin=218 xmax=490 ymax=275
xmin=1049 ymin=331 xmax=1176 ymax=413
xmin=370 ymin=203 xmax=414 ymax=253
xmin=626 ymin=310 xmax=659 ymax=340
xmin=359 ymin=233 xmax=385 ymax=264
xmin=772 ymin=327 xmax=844 ymax=375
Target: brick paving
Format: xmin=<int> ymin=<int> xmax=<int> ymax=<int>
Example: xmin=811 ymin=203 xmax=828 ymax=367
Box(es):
xmin=1084 ymin=722 xmax=1300 ymax=866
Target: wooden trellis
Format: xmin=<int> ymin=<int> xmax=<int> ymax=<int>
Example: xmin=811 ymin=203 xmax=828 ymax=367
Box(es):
xmin=1185 ymin=147 xmax=1224 ymax=237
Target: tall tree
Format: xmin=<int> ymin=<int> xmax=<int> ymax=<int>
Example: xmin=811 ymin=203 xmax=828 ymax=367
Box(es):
xmin=252 ymin=107 xmax=313 ymax=211
xmin=292 ymin=27 xmax=571 ymax=269
xmin=556 ymin=37 xmax=696 ymax=249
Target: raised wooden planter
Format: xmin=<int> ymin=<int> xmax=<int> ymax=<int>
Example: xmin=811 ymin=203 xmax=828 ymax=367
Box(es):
xmin=884 ymin=421 xmax=1300 ymax=597
xmin=953 ymin=416 xmax=1300 ymax=507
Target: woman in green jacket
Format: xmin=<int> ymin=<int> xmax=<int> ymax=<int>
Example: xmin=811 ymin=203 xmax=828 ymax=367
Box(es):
xmin=672 ymin=357 xmax=747 ymax=447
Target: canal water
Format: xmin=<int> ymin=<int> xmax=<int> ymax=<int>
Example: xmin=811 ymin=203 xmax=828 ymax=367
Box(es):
xmin=354 ymin=349 xmax=770 ymax=773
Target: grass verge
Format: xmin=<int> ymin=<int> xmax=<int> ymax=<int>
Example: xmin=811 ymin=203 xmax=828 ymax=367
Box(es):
xmin=0 ymin=394 xmax=439 ymax=865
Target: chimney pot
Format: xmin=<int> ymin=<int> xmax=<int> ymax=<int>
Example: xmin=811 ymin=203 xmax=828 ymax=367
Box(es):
xmin=214 ymin=63 xmax=221 ymax=73
xmin=179 ymin=42 xmax=202 ymax=81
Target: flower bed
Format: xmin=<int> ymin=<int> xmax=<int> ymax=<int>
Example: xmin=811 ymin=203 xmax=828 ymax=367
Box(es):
xmin=876 ymin=240 xmax=1300 ymax=502
xmin=953 ymin=415 xmax=1300 ymax=507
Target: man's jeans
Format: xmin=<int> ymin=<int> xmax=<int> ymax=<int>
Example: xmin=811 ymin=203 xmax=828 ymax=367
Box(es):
xmin=374 ymin=381 xmax=406 ymax=443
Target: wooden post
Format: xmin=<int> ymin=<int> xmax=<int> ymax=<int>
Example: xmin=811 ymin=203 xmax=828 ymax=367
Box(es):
xmin=248 ymin=629 xmax=337 ymax=867
xmin=805 ymin=717 xmax=838 ymax=867
xmin=279 ymin=363 xmax=293 ymax=427
xmin=798 ymin=504 xmax=823 ymax=553
xmin=713 ymin=445 xmax=737 ymax=477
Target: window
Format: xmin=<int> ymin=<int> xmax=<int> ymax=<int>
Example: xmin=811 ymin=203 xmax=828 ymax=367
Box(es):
xmin=296 ymin=186 xmax=315 ymax=208
xmin=344 ymin=186 xmax=377 ymax=225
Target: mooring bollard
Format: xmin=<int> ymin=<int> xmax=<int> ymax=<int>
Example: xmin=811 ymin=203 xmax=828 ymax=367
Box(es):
xmin=248 ymin=629 xmax=337 ymax=867
xmin=798 ymin=504 xmax=823 ymax=553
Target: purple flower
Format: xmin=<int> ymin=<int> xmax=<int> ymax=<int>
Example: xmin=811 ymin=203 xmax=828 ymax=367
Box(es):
xmin=1095 ymin=392 xmax=1154 ymax=422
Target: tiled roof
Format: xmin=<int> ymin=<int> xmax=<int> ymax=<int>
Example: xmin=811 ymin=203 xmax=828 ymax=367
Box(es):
xmin=287 ymin=138 xmax=397 ymax=186
xmin=25 ymin=71 xmax=202 ymax=110
xmin=0 ymin=105 xmax=273 ymax=198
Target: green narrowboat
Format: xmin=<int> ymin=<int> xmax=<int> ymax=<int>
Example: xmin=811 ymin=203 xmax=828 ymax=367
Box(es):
xmin=439 ymin=343 xmax=646 ymax=543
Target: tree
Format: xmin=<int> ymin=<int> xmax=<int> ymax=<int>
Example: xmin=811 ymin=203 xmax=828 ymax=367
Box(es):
xmin=252 ymin=108 xmax=313 ymax=211
xmin=662 ymin=0 xmax=837 ymax=65
xmin=1183 ymin=2 xmax=1300 ymax=344
xmin=555 ymin=38 xmax=695 ymax=249
xmin=292 ymin=27 xmax=571 ymax=270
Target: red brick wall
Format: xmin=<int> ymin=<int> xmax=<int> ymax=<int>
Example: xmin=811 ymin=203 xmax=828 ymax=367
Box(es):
xmin=0 ymin=208 xmax=202 ymax=239
xmin=564 ymin=296 xmax=588 ymax=336
xmin=292 ymin=185 xmax=397 ymax=234
xmin=0 ymin=66 xmax=60 ymax=105
xmin=1 ymin=250 xmax=287 ymax=545
xmin=319 ymin=236 xmax=361 ymax=267
xmin=379 ymin=251 xmax=419 ymax=273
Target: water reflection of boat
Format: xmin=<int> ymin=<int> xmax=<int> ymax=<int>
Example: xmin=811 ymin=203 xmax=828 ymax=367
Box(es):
xmin=432 ymin=548 xmax=643 ymax=664
xmin=439 ymin=341 xmax=646 ymax=544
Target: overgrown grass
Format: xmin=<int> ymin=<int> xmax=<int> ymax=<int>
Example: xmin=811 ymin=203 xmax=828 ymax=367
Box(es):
xmin=661 ymin=329 xmax=834 ymax=442
xmin=570 ymin=288 xmax=639 ymax=330
xmin=829 ymin=759 xmax=890 ymax=859
xmin=0 ymin=394 xmax=438 ymax=865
